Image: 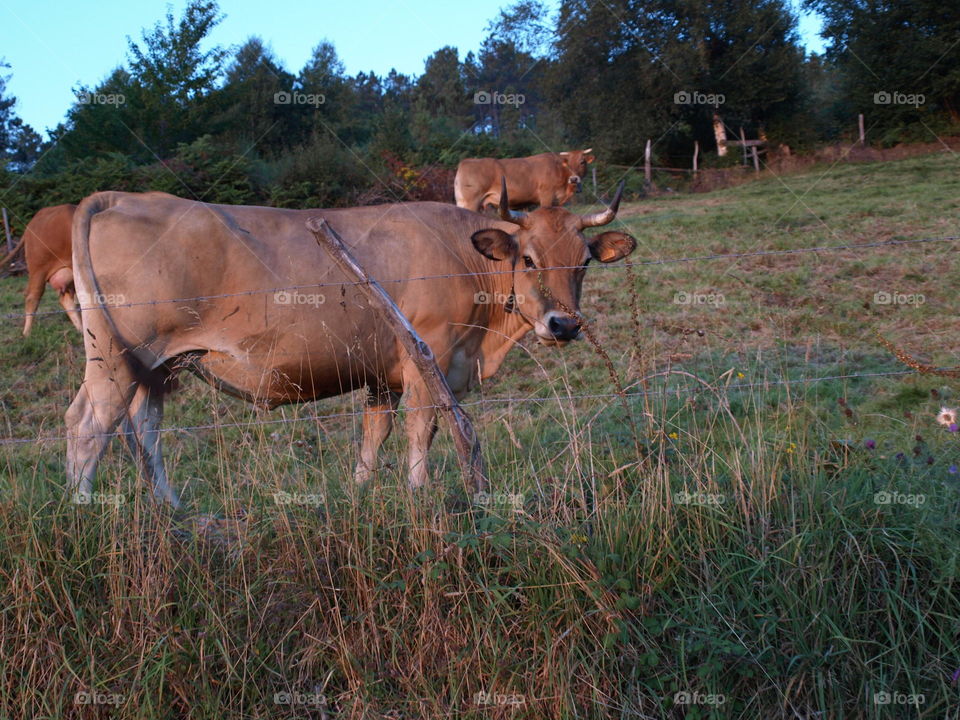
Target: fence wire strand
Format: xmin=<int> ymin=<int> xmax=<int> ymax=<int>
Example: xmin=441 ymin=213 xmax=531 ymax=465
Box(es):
xmin=4 ymin=234 xmax=957 ymax=322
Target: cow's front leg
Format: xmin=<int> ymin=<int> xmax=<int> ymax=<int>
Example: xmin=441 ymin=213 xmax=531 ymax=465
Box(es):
xmin=403 ymin=379 xmax=439 ymax=489
xmin=354 ymin=385 xmax=400 ymax=485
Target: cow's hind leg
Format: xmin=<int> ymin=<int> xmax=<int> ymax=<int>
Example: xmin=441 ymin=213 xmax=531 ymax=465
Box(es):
xmin=354 ymin=385 xmax=400 ymax=485
xmin=65 ymin=363 xmax=138 ymax=504
xmin=120 ymin=380 xmax=179 ymax=507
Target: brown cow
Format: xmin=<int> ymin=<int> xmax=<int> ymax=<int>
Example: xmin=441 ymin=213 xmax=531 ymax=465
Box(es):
xmin=66 ymin=184 xmax=633 ymax=506
xmin=454 ymin=150 xmax=594 ymax=211
xmin=22 ymin=203 xmax=81 ymax=336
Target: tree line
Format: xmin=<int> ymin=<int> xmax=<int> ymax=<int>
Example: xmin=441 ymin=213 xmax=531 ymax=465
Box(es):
xmin=0 ymin=0 xmax=957 ymax=227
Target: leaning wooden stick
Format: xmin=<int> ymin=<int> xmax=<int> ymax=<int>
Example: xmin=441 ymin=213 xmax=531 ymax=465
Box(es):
xmin=306 ymin=217 xmax=487 ymax=492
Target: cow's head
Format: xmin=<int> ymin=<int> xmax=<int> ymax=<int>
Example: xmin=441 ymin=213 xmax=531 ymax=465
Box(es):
xmin=558 ymin=148 xmax=595 ymax=194
xmin=471 ymin=178 xmax=635 ymax=345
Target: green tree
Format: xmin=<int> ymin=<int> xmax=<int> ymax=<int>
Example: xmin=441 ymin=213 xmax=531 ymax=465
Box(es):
xmin=805 ymin=0 xmax=960 ymax=138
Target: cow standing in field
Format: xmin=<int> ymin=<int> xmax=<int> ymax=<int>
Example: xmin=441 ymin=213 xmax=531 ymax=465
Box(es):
xmin=454 ymin=150 xmax=595 ymax=211
xmin=66 ymin=184 xmax=634 ymax=507
xmin=22 ymin=203 xmax=81 ymax=336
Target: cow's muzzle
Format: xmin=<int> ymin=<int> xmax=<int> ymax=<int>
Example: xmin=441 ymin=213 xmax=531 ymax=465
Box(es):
xmin=536 ymin=310 xmax=581 ymax=344
xmin=568 ymin=175 xmax=583 ymax=193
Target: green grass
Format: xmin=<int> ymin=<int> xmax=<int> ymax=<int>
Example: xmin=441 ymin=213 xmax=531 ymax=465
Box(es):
xmin=1 ymin=150 xmax=959 ymax=718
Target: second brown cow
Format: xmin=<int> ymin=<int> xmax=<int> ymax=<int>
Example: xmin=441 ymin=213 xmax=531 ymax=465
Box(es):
xmin=454 ymin=150 xmax=594 ymax=211
xmin=22 ymin=203 xmax=81 ymax=336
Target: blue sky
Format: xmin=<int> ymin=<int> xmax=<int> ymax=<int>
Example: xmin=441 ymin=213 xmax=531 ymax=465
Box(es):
xmin=1 ymin=0 xmax=826 ymax=139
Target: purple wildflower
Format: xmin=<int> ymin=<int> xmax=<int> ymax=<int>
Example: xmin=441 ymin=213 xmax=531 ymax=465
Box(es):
xmin=864 ymin=439 xmax=876 ymax=450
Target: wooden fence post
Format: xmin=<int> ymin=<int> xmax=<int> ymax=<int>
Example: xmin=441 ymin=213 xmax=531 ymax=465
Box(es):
xmin=591 ymin=165 xmax=597 ymax=196
xmin=306 ymin=217 xmax=487 ymax=493
xmin=858 ymin=114 xmax=865 ymax=146
xmin=693 ymin=141 xmax=699 ymax=175
xmin=644 ymin=139 xmax=652 ymax=187
xmin=739 ymin=127 xmax=748 ymax=166
xmin=2 ymin=209 xmax=12 ymax=255
xmin=751 ymin=146 xmax=760 ymax=175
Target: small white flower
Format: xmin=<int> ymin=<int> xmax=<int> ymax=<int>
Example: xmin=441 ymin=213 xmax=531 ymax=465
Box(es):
xmin=936 ymin=407 xmax=957 ymax=427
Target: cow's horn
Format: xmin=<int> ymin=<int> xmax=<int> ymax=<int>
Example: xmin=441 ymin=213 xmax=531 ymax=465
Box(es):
xmin=579 ymin=180 xmax=624 ymax=228
xmin=499 ymin=177 xmax=527 ymax=225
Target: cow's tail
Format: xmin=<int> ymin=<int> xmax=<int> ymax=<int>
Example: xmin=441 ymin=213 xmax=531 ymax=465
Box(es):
xmin=73 ymin=192 xmax=158 ymax=372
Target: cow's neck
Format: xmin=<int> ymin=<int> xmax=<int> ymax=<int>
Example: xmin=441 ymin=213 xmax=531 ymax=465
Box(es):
xmin=474 ymin=258 xmax=532 ymax=380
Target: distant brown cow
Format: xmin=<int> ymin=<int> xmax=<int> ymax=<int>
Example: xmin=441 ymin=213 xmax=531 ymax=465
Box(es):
xmin=22 ymin=203 xmax=81 ymax=336
xmin=454 ymin=149 xmax=595 ymax=211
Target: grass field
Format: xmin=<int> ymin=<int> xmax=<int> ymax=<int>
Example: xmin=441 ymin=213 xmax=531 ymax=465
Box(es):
xmin=1 ymin=151 xmax=959 ymax=719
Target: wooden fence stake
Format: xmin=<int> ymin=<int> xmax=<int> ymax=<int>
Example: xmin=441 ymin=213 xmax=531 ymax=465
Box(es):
xmin=751 ymin=146 xmax=760 ymax=175
xmin=307 ymin=217 xmax=487 ymax=493
xmin=644 ymin=139 xmax=652 ymax=187
xmin=2 ymin=209 xmax=12 ymax=255
xmin=858 ymin=113 xmax=865 ymax=146
xmin=693 ymin=141 xmax=699 ymax=175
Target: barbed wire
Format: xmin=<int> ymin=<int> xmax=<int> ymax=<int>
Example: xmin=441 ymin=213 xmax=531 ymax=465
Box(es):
xmin=3 ymin=234 xmax=957 ymax=323
xmin=0 ymin=368 xmax=916 ymax=447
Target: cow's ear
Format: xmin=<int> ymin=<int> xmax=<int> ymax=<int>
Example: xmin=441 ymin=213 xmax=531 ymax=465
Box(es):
xmin=472 ymin=229 xmax=518 ymax=262
xmin=584 ymin=153 xmax=596 ymax=164
xmin=588 ymin=231 xmax=636 ymax=263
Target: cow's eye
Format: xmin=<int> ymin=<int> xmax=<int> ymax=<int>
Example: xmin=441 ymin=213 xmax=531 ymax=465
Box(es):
xmin=522 ymin=255 xmax=536 ymax=269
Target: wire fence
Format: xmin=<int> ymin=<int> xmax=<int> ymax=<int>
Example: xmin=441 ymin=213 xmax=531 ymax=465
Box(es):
xmin=1 ymin=231 xmax=954 ymax=449
xmin=3 ymin=234 xmax=957 ymax=323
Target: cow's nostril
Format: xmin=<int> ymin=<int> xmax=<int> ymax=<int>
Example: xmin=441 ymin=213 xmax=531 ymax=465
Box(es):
xmin=548 ymin=315 xmax=580 ymax=339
